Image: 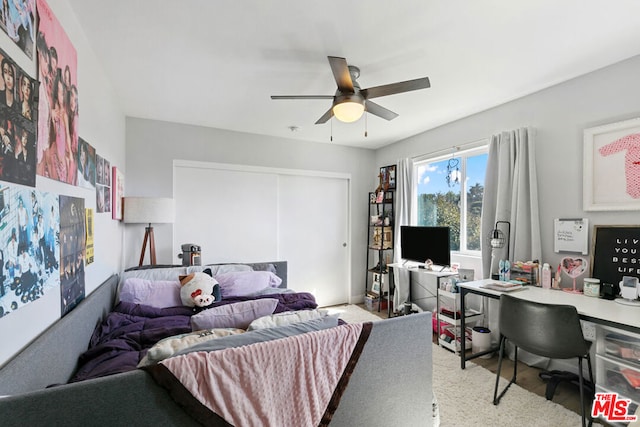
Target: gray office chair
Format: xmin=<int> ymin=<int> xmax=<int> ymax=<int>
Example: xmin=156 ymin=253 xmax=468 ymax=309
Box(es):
xmin=493 ymin=293 xmax=594 ymax=427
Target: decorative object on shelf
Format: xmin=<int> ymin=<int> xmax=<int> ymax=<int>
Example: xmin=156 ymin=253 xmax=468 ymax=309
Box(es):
xmin=371 ymin=280 xmax=381 ymax=294
xmin=375 ymin=191 xmax=384 ymax=203
xmin=123 ymin=197 xmax=175 ymax=266
xmin=583 ymin=117 xmax=640 ymax=211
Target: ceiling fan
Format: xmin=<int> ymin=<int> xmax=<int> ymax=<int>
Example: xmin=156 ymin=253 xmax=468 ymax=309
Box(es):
xmin=271 ymin=56 xmax=431 ymax=124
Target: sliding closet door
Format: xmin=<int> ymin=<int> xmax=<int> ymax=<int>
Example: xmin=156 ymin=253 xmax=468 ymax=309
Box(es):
xmin=174 ymin=161 xmax=350 ymax=306
xmin=277 ymin=174 xmax=349 ymax=307
xmin=174 ymin=165 xmax=279 ymax=263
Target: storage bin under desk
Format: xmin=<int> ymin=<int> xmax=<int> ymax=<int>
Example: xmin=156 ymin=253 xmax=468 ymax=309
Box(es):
xmin=596 ymin=354 xmax=640 ymax=404
xmin=595 ymin=325 xmax=640 ymax=417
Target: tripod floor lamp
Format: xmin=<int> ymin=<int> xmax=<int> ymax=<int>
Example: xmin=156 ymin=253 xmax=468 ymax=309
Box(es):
xmin=123 ymin=197 xmax=175 ymax=266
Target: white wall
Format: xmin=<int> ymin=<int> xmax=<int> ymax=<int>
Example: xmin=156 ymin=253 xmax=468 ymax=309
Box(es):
xmin=0 ymin=0 xmax=125 ymax=367
xmin=376 ymin=54 xmax=640 ymax=276
xmin=125 ymin=117 xmax=375 ymax=302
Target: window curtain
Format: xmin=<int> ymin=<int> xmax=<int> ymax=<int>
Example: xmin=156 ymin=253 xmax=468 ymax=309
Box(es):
xmin=392 ymin=158 xmax=413 ymax=310
xmin=481 ymin=127 xmax=541 ymax=278
xmin=481 ymin=127 xmax=548 ymax=367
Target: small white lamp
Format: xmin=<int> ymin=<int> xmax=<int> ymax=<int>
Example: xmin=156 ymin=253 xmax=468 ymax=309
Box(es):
xmin=123 ymin=197 xmax=175 ymax=266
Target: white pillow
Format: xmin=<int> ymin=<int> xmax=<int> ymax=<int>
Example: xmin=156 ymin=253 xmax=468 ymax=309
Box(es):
xmin=138 ymin=328 xmax=245 ymax=367
xmin=247 ymin=309 xmax=330 ymax=331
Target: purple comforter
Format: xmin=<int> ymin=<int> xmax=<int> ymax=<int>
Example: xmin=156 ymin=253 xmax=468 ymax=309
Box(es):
xmin=70 ymin=292 xmax=317 ymax=383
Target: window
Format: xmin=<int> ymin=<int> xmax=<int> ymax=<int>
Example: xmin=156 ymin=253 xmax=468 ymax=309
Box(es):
xmin=414 ymin=146 xmax=488 ymax=254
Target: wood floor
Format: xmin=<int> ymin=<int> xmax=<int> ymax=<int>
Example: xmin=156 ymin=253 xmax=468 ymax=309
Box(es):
xmin=363 ymin=305 xmax=594 ymax=422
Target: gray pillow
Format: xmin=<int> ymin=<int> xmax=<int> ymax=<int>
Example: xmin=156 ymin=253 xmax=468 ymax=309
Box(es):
xmin=190 ymin=298 xmax=279 ymax=330
xmin=175 ymin=316 xmax=340 ymax=357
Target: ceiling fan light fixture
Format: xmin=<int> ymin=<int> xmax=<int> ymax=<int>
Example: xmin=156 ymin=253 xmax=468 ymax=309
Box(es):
xmin=332 ymin=95 xmax=365 ymax=123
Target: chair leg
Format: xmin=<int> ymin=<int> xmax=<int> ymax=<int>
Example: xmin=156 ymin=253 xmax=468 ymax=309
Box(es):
xmin=493 ymin=337 xmax=505 ymax=405
xmin=578 ymin=356 xmax=594 ymax=427
xmin=493 ymin=338 xmax=518 ymax=405
xmin=586 ymin=354 xmax=594 ymax=427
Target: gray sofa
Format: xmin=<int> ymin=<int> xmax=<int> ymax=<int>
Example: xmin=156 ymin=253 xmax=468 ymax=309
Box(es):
xmin=0 ymin=263 xmax=433 ymax=426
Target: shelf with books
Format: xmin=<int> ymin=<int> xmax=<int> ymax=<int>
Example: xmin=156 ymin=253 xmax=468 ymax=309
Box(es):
xmin=366 ymin=186 xmax=394 ymax=316
xmin=436 ymin=279 xmax=484 ymax=354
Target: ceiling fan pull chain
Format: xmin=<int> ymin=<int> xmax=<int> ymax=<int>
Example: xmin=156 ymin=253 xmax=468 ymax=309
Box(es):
xmin=364 ymin=110 xmax=368 ymax=137
xmin=330 ymin=117 xmax=333 ymax=142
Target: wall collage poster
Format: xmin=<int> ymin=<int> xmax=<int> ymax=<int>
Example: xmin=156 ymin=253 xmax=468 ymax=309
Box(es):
xmin=0 ymin=0 xmax=122 ymax=318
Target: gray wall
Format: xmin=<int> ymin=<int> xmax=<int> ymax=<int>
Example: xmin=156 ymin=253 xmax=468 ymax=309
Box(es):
xmin=0 ymin=0 xmax=126 ymax=367
xmin=125 ymin=117 xmax=375 ymax=301
xmin=376 ymin=54 xmax=640 ymax=274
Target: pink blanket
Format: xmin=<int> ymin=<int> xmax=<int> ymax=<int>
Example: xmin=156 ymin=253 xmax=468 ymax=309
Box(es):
xmin=148 ymin=322 xmax=372 ymax=426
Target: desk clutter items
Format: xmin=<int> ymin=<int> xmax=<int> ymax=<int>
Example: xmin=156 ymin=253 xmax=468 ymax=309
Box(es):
xmin=616 ymin=275 xmax=640 ymax=306
xmin=583 ymin=278 xmax=601 ymax=297
xmin=480 ymin=281 xmax=524 ymax=292
xmin=560 ymin=256 xmax=588 ymax=293
xmin=510 ymin=261 xmax=540 ymax=286
xmin=498 ymin=259 xmax=510 ymax=281
xmin=541 ymin=263 xmax=552 ymax=289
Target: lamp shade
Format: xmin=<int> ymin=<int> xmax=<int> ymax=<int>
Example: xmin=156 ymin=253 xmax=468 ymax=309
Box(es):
xmin=123 ymin=197 xmax=175 ymax=224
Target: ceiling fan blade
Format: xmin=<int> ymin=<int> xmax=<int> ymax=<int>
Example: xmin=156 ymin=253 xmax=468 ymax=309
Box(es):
xmin=328 ymin=56 xmax=354 ymax=93
xmin=365 ymin=100 xmax=398 ymax=121
xmin=315 ymin=107 xmax=334 ymax=124
xmin=361 ymin=77 xmax=430 ymax=99
xmin=271 ymin=95 xmax=334 ymax=100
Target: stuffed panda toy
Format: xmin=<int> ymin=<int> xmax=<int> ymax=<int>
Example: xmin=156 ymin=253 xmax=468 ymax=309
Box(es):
xmin=179 ymin=272 xmax=220 ymax=308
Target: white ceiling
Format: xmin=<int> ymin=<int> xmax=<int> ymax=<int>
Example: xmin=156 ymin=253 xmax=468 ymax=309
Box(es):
xmin=67 ymin=0 xmax=640 ymax=149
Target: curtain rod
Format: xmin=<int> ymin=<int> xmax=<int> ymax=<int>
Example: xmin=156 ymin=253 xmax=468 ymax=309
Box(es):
xmin=410 ymin=137 xmax=488 ymax=162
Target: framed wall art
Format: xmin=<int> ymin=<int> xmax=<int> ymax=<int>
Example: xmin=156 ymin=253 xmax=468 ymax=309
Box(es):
xmin=379 ymin=164 xmax=396 ymax=190
xmin=111 ymin=166 xmax=124 ymax=220
xmin=583 ymin=117 xmax=640 ymax=211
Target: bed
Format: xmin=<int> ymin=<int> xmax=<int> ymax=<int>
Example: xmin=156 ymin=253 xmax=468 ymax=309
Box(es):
xmin=0 ymin=261 xmax=433 ymax=427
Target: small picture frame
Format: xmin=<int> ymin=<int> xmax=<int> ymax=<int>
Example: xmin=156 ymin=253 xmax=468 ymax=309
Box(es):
xmin=112 ymin=166 xmax=124 ymax=220
xmin=380 ymin=164 xmax=397 ymax=190
xmin=371 ymin=280 xmax=381 ymax=294
xmin=375 ymin=191 xmax=384 ymax=203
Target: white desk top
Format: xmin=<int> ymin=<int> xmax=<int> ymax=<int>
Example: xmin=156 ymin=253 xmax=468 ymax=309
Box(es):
xmin=388 ymin=262 xmax=457 ymax=277
xmin=459 ymin=279 xmax=640 ymax=331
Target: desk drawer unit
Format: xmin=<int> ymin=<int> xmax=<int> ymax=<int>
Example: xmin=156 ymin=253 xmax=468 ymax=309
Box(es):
xmin=595 ymin=326 xmax=640 ymax=424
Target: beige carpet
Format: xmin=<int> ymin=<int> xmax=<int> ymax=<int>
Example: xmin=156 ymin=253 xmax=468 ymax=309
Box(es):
xmin=431 ymin=340 xmax=601 ymax=427
xmin=329 ymin=305 xmax=597 ymax=426
xmin=324 ymin=304 xmax=383 ymax=323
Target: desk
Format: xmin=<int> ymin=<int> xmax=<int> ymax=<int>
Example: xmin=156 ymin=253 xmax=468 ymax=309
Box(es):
xmin=458 ymin=279 xmax=640 ymax=369
xmin=388 ymin=263 xmax=456 ymax=311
